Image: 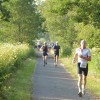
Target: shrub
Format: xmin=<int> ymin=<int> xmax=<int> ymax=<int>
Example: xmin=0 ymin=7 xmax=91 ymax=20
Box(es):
xmin=0 ymin=43 xmax=30 ymax=89
xmin=61 ymin=46 xmax=72 ymax=57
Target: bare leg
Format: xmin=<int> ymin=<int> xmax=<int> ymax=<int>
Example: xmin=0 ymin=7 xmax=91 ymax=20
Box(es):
xmin=45 ymin=56 xmax=47 ymax=64
xmin=56 ymin=56 xmax=59 ymax=64
xmin=54 ymin=56 xmax=56 ymax=64
xmin=78 ymin=74 xmax=82 ymax=92
xmin=43 ymin=56 xmax=45 ymax=66
xmin=78 ymin=74 xmax=82 ymax=97
xmin=82 ymin=75 xmax=87 ymax=94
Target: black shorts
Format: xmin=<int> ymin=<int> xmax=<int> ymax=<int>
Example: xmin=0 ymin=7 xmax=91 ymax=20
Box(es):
xmin=77 ymin=63 xmax=88 ymax=76
xmin=54 ymin=53 xmax=59 ymax=57
xmin=43 ymin=52 xmax=48 ymax=56
xmin=37 ymin=45 xmax=41 ymax=49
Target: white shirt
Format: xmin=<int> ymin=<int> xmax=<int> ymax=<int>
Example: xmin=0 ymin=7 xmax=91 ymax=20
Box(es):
xmin=37 ymin=41 xmax=40 ymax=45
xmin=76 ymin=48 xmax=91 ymax=63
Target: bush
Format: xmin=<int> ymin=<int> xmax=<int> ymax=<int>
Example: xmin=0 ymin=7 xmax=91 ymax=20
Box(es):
xmin=0 ymin=43 xmax=30 ymax=89
xmin=61 ymin=46 xmax=72 ymax=57
xmin=90 ymin=48 xmax=100 ymax=77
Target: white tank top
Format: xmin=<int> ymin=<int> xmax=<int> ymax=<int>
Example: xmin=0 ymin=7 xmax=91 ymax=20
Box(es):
xmin=76 ymin=48 xmax=91 ymax=63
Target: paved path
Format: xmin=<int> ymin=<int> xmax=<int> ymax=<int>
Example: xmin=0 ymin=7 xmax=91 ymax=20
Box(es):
xmin=32 ymin=51 xmax=94 ymax=100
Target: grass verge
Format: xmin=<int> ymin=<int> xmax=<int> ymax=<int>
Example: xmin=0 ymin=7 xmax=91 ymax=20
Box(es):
xmin=1 ymin=57 xmax=36 ymax=100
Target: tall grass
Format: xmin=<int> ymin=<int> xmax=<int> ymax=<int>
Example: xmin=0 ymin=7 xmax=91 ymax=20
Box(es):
xmin=87 ymin=48 xmax=100 ymax=97
xmin=3 ymin=57 xmax=36 ymax=100
xmin=0 ymin=43 xmax=30 ymax=67
xmin=0 ymin=43 xmax=31 ymax=95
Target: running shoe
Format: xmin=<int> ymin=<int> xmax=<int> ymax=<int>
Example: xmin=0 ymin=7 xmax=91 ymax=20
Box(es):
xmin=78 ymin=92 xmax=82 ymax=97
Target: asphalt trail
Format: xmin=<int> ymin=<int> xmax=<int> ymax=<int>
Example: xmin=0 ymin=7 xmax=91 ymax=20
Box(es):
xmin=32 ymin=51 xmax=94 ymax=100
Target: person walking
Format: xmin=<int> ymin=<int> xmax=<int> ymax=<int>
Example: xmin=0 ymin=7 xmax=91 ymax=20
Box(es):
xmin=41 ymin=42 xmax=48 ymax=66
xmin=37 ymin=40 xmax=41 ymax=50
xmin=72 ymin=40 xmax=91 ymax=97
xmin=53 ymin=41 xmax=60 ymax=66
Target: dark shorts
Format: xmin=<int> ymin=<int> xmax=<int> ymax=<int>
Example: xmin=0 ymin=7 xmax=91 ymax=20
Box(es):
xmin=54 ymin=53 xmax=59 ymax=57
xmin=77 ymin=63 xmax=88 ymax=76
xmin=43 ymin=52 xmax=48 ymax=56
xmin=37 ymin=45 xmax=41 ymax=49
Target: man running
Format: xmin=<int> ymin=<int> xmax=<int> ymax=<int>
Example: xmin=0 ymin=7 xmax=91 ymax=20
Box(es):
xmin=72 ymin=40 xmax=91 ymax=97
xmin=53 ymin=41 xmax=60 ymax=66
xmin=41 ymin=42 xmax=48 ymax=66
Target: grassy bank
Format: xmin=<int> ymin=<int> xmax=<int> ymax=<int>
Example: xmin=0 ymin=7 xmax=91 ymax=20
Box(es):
xmin=1 ymin=56 xmax=36 ymax=100
xmin=0 ymin=43 xmax=30 ymax=90
xmin=0 ymin=43 xmax=36 ymax=100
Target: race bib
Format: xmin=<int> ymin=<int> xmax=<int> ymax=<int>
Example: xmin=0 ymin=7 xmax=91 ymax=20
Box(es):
xmin=80 ymin=62 xmax=87 ymax=68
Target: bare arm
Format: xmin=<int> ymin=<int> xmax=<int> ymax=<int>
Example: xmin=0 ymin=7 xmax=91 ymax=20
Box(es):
xmin=40 ymin=46 xmax=43 ymax=51
xmin=79 ymin=55 xmax=91 ymax=61
xmin=72 ymin=52 xmax=78 ymax=63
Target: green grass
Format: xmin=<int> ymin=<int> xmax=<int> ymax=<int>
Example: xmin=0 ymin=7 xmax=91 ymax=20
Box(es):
xmin=87 ymin=77 xmax=100 ymax=97
xmin=2 ymin=57 xmax=36 ymax=100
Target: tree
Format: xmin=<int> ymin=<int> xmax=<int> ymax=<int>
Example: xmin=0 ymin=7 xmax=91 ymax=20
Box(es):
xmin=0 ymin=0 xmax=44 ymax=44
xmin=39 ymin=0 xmax=100 ymax=51
xmin=0 ymin=0 xmax=10 ymax=21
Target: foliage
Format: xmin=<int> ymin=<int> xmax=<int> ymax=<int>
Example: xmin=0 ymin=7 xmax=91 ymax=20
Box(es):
xmin=0 ymin=0 xmax=10 ymax=21
xmin=0 ymin=0 xmax=44 ymax=44
xmin=39 ymin=0 xmax=100 ymax=52
xmin=0 ymin=43 xmax=30 ymax=91
xmin=60 ymin=46 xmax=72 ymax=57
xmin=74 ymin=23 xmax=100 ymax=48
xmin=91 ymin=48 xmax=100 ymax=73
xmin=1 ymin=56 xmax=36 ymax=100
